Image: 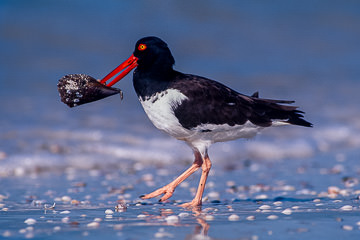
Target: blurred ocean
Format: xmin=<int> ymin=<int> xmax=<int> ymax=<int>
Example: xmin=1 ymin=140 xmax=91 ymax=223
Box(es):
xmin=0 ymin=0 xmax=360 ymax=176
xmin=2 ymin=1 xmax=360 ymax=240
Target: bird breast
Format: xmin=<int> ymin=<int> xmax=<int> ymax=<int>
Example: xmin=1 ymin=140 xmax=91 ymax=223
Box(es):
xmin=139 ymin=89 xmax=190 ymax=138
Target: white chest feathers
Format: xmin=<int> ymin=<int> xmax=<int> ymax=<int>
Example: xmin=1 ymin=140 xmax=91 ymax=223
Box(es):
xmin=139 ymin=89 xmax=189 ymax=137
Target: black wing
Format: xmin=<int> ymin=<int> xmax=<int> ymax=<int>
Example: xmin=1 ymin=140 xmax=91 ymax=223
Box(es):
xmin=172 ymin=73 xmax=312 ymax=129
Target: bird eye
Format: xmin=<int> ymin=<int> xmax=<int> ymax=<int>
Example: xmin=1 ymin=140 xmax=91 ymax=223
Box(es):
xmin=138 ymin=44 xmax=147 ymax=51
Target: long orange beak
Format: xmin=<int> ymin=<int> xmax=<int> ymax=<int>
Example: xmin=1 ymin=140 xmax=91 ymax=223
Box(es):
xmin=100 ymin=54 xmax=138 ymax=87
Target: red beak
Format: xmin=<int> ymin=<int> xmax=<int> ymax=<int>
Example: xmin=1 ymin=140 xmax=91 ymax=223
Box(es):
xmin=100 ymin=54 xmax=138 ymax=87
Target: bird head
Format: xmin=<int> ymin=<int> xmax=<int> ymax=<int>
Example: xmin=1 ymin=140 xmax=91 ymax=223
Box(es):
xmin=100 ymin=36 xmax=174 ymax=87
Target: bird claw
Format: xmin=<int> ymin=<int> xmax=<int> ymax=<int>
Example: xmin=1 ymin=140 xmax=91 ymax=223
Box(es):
xmin=140 ymin=185 xmax=175 ymax=202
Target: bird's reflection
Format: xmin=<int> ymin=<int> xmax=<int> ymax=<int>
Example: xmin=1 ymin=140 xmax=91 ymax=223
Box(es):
xmin=145 ymin=206 xmax=215 ymax=239
xmin=185 ymin=217 xmax=211 ymax=240
xmin=182 ymin=206 xmax=213 ymax=240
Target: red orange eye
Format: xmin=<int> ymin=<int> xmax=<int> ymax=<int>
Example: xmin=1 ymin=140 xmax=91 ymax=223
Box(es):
xmin=138 ymin=44 xmax=147 ymax=51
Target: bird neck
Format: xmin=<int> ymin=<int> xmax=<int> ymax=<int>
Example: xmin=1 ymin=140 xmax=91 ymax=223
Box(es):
xmin=133 ymin=68 xmax=176 ymax=100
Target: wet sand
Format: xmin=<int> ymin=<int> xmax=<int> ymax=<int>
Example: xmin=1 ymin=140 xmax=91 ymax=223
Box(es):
xmin=1 ymin=147 xmax=360 ymax=239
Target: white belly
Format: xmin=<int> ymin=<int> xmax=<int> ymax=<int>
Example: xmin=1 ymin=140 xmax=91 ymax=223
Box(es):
xmin=189 ymin=121 xmax=263 ymax=143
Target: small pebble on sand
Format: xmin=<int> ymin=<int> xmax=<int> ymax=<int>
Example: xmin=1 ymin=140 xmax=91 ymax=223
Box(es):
xmin=53 ymin=226 xmax=61 ymax=232
xmin=208 ymin=191 xmax=220 ymax=199
xmin=25 ymin=232 xmax=34 ymax=239
xmin=282 ymin=185 xmax=295 ymax=191
xmin=228 ymin=214 xmax=240 ymax=221
xmin=178 ymin=212 xmax=189 ymax=218
xmin=61 ymin=196 xmax=71 ymax=202
xmin=336 ymin=217 xmax=343 ymax=222
xmin=259 ymin=205 xmax=271 ymax=210
xmin=105 ymin=209 xmax=114 ymax=215
xmin=342 ymin=225 xmax=353 ymax=231
xmin=142 ymin=173 xmax=153 ymax=181
xmin=24 ymin=218 xmax=37 ymax=225
xmin=113 ymin=224 xmax=124 ymax=230
xmin=71 ymin=200 xmax=80 ymax=205
xmin=246 ymin=215 xmax=255 ymax=221
xmin=2 ymin=230 xmax=11 ymax=237
xmin=87 ymin=222 xmax=100 ymax=228
xmin=205 ymin=215 xmax=215 ymax=221
xmin=328 ymin=186 xmax=340 ymax=194
xmin=226 ymin=180 xmax=236 ymax=187
xmin=165 ymin=215 xmax=179 ymax=224
xmin=255 ymin=194 xmax=268 ymax=200
xmin=115 ymin=203 xmax=127 ymax=212
xmin=340 ymin=205 xmax=353 ymax=211
xmin=267 ymin=215 xmax=278 ymax=220
xmin=154 ymin=228 xmax=174 ymax=238
xmin=281 ymin=208 xmax=292 ymax=215
xmin=180 ymin=182 xmax=189 ymax=188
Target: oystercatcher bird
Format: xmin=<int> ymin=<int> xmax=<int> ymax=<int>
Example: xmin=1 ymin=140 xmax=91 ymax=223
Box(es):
xmin=100 ymin=36 xmax=312 ymax=208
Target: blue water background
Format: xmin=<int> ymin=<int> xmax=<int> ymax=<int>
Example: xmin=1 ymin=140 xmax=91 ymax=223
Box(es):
xmin=1 ymin=1 xmax=360 ymax=239
xmin=1 ymin=0 xmax=359 ymax=166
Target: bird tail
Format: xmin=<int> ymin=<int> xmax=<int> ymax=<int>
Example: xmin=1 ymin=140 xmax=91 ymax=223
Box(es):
xmin=282 ymin=109 xmax=313 ymax=127
xmin=249 ymin=93 xmax=313 ymax=128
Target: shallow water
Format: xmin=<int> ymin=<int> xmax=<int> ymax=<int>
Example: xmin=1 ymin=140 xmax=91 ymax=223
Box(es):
xmin=1 ymin=0 xmax=360 ymax=239
xmin=1 ymin=152 xmax=360 ymax=239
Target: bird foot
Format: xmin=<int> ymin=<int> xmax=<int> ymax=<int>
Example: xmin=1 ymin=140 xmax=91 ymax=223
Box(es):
xmin=140 ymin=185 xmax=175 ymax=202
xmin=178 ymin=199 xmax=202 ymax=209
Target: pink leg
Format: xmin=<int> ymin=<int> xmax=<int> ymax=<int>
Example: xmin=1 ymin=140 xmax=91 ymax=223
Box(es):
xmin=140 ymin=150 xmax=203 ymax=202
xmin=179 ymin=153 xmax=212 ymax=208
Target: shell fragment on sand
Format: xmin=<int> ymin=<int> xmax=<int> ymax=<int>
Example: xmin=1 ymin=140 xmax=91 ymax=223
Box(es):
xmin=57 ymin=74 xmax=122 ymax=108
